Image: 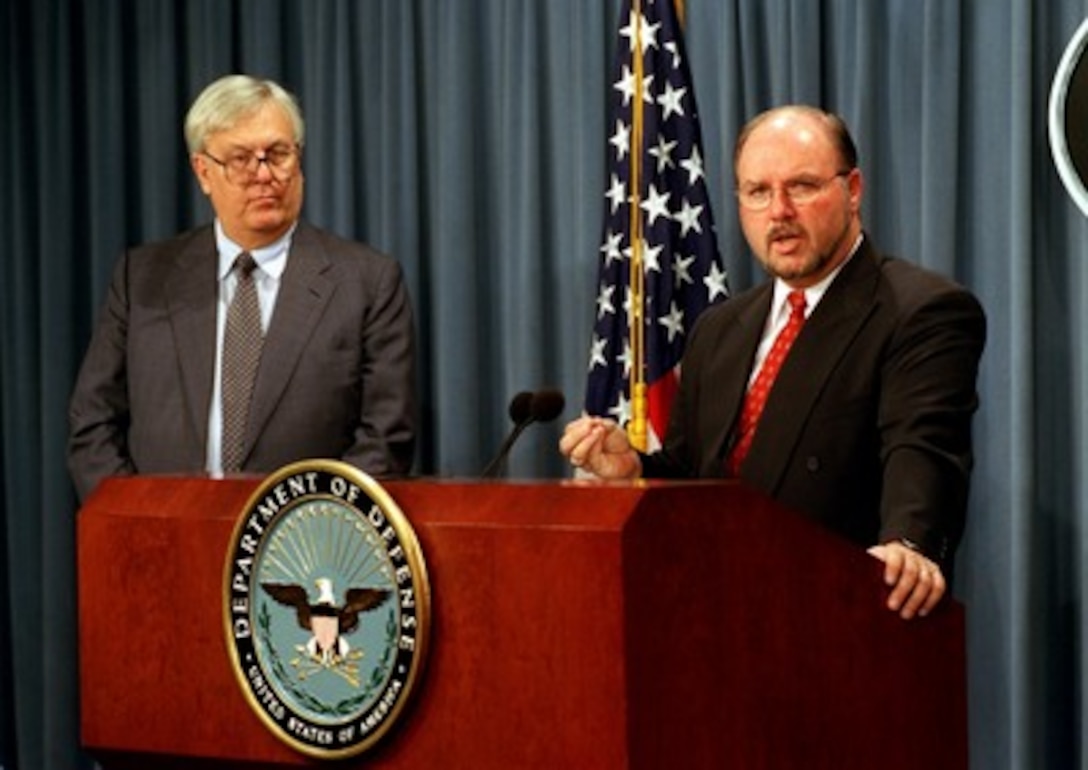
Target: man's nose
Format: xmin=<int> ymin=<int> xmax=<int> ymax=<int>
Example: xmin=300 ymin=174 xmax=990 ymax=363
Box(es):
xmin=252 ymin=155 xmax=275 ymax=180
xmin=767 ymin=186 xmax=797 ymax=217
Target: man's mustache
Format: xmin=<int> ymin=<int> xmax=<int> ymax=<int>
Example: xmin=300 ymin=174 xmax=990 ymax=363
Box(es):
xmin=767 ymin=224 xmax=804 ymax=243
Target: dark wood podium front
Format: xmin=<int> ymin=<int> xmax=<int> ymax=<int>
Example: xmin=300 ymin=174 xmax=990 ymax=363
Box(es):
xmin=78 ymin=477 xmax=967 ymax=769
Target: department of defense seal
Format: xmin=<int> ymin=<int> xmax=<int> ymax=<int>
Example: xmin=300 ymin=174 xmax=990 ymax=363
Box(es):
xmin=223 ymin=460 xmax=430 ymax=759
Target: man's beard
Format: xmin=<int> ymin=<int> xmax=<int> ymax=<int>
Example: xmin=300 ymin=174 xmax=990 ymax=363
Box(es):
xmin=762 ymin=218 xmax=852 ymax=282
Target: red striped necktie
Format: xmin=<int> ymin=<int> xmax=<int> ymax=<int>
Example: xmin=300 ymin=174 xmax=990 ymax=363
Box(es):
xmin=725 ymin=290 xmax=807 ymax=476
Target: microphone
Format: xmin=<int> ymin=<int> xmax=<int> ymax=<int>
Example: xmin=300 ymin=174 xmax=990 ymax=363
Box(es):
xmin=507 ymin=390 xmax=534 ymax=425
xmin=481 ymin=389 xmax=566 ymax=478
xmin=528 ymin=389 xmax=565 ymax=423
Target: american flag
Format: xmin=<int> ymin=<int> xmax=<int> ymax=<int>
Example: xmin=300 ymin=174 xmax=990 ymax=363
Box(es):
xmin=584 ymin=0 xmax=730 ymax=450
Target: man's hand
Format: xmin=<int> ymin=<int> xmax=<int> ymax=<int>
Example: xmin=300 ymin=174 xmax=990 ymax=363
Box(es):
xmin=867 ymin=541 xmax=946 ymax=620
xmin=558 ymin=417 xmax=642 ymax=480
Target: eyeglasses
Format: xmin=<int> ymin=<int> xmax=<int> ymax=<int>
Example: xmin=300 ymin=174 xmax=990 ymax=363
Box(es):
xmin=736 ymin=171 xmax=851 ymax=211
xmin=202 ymin=143 xmax=301 ymax=184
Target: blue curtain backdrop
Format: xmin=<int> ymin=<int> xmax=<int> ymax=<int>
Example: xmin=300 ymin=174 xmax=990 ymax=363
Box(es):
xmin=3 ymin=1 xmax=1087 ymax=768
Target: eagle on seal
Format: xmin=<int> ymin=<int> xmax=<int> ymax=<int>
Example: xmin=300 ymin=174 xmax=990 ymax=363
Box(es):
xmin=261 ymin=578 xmax=391 ymax=665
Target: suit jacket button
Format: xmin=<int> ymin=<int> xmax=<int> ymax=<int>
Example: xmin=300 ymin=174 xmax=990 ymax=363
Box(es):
xmin=805 ymin=456 xmax=820 ymax=473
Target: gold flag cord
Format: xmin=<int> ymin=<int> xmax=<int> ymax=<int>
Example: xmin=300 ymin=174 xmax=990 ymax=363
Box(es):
xmin=627 ymin=0 xmax=648 ymax=452
xmin=627 ymin=0 xmax=685 ymax=450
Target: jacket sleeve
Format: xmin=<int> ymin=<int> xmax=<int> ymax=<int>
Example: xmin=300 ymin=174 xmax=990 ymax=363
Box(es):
xmin=876 ymin=284 xmax=987 ymax=565
xmin=67 ymin=251 xmax=136 ymax=502
xmin=341 ymin=257 xmax=416 ymax=476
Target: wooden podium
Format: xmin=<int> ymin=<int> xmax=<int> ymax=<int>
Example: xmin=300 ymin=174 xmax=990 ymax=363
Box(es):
xmin=78 ymin=476 xmax=967 ymax=769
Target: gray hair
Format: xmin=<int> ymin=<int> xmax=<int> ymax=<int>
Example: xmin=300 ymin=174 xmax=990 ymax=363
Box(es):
xmin=184 ymin=75 xmax=305 ymax=154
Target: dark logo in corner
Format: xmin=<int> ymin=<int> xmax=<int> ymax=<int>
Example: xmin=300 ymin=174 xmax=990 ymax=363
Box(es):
xmin=224 ymin=460 xmax=430 ymax=759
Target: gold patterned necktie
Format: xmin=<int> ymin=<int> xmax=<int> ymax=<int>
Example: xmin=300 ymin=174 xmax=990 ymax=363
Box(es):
xmin=725 ymin=290 xmax=807 ymax=476
xmin=221 ymin=252 xmax=263 ymax=473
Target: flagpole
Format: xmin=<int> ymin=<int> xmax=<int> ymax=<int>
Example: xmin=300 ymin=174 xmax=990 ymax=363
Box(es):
xmin=584 ymin=0 xmax=728 ymax=452
xmin=627 ymin=0 xmax=648 ymax=452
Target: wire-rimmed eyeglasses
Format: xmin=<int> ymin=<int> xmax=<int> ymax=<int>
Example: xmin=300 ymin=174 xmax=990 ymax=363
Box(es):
xmin=736 ymin=170 xmax=851 ymax=211
xmin=202 ymin=143 xmax=301 ymax=185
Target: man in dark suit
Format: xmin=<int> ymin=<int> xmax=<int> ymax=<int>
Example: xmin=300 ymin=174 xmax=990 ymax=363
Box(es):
xmin=560 ymin=105 xmax=986 ymax=620
xmin=68 ymin=75 xmax=415 ymax=501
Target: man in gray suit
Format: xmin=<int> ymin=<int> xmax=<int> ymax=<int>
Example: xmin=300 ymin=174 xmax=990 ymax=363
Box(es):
xmin=68 ymin=75 xmax=415 ymax=501
xmin=560 ymin=105 xmax=985 ymax=621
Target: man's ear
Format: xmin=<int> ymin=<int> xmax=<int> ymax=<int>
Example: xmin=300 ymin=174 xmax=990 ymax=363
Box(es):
xmin=190 ymin=153 xmax=213 ymax=195
xmin=846 ymin=168 xmax=864 ymax=213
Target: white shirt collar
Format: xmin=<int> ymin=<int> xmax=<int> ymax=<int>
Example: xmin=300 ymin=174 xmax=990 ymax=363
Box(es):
xmin=769 ymin=232 xmax=864 ymax=320
xmin=214 ymin=220 xmax=296 ymax=280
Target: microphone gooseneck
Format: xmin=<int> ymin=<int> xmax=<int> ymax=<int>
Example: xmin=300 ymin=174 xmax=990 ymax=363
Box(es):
xmin=480 ymin=389 xmax=566 ymax=478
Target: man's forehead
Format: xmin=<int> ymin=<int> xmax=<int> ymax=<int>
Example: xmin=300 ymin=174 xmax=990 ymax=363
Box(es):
xmin=739 ymin=119 xmax=836 ymax=169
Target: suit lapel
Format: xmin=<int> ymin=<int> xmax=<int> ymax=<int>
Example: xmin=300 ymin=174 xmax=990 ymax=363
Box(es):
xmin=246 ymin=223 xmax=336 ymax=452
xmin=701 ymin=286 xmax=771 ymax=474
xmin=742 ymin=242 xmax=881 ymax=492
xmin=164 ymin=228 xmax=219 ymax=457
